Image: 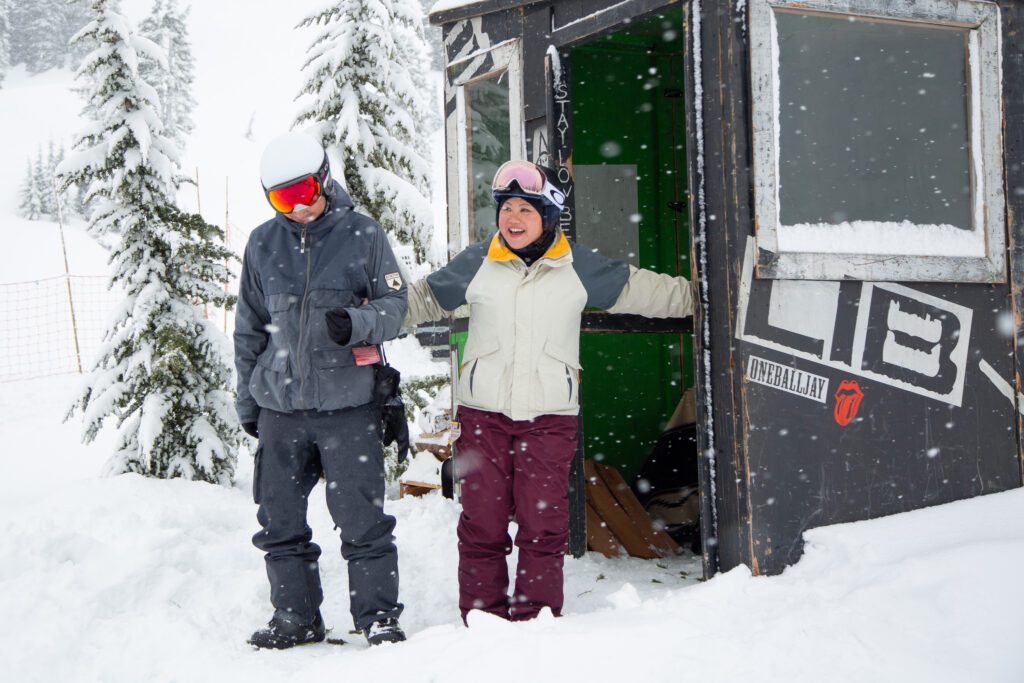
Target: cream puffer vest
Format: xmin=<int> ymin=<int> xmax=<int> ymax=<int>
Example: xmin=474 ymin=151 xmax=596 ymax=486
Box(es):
xmin=407 ymin=232 xmax=693 ymax=422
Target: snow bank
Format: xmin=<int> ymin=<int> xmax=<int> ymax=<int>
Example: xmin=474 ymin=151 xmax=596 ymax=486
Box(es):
xmin=0 ymin=375 xmax=1021 ymax=682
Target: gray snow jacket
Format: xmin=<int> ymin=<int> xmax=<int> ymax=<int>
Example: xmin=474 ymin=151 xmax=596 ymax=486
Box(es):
xmin=234 ymin=182 xmax=408 ymax=423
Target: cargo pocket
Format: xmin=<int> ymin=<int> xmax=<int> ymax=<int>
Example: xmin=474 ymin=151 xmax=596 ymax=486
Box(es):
xmin=250 ymin=349 xmax=291 ymax=412
xmin=252 ymin=445 xmax=263 ymax=504
xmin=266 ymin=293 xmax=300 ymax=340
xmin=537 ymin=339 xmax=581 ymax=412
xmin=457 ymin=336 xmax=503 ymax=409
xmin=313 ymin=347 xmax=373 ymax=409
xmin=309 ymin=288 xmax=358 ymax=349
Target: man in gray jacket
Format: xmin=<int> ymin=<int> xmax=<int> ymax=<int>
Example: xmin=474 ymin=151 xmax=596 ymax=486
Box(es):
xmin=235 ymin=132 xmax=408 ymax=649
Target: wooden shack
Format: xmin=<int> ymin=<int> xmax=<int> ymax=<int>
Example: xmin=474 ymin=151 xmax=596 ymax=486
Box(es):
xmin=429 ymin=0 xmax=1024 ymax=577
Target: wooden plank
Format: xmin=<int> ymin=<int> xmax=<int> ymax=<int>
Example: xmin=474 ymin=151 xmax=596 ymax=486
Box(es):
xmin=413 ymin=440 xmax=451 ymax=461
xmin=400 ymin=481 xmax=441 ymax=498
xmin=688 ymin=0 xmax=756 ymax=577
xmin=551 ymin=0 xmax=680 ymax=47
xmin=581 ymin=312 xmax=693 ymax=334
xmin=586 ymin=499 xmax=623 ymax=558
xmin=583 ymin=459 xmax=657 ymax=559
xmin=595 ymin=462 xmax=682 ymax=557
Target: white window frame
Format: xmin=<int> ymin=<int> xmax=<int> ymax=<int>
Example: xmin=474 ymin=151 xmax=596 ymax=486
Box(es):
xmin=749 ymin=0 xmax=1005 ymax=282
xmin=447 ymin=39 xmax=525 ymax=252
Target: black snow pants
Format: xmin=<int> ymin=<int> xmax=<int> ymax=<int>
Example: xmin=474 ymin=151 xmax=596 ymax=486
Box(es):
xmin=252 ymin=404 xmax=403 ymax=630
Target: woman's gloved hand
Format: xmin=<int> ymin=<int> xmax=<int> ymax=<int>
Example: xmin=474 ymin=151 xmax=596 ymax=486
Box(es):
xmin=241 ymin=421 xmax=259 ymax=438
xmin=325 ymin=308 xmax=353 ymax=345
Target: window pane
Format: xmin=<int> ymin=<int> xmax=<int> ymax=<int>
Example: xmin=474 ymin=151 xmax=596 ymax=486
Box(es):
xmin=775 ymin=11 xmax=972 ymax=230
xmin=467 ymin=74 xmax=511 ymax=243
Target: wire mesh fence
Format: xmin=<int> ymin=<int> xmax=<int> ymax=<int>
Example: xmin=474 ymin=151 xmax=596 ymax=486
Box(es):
xmin=0 ymin=274 xmax=242 ymax=383
xmin=1 ymin=168 xmax=254 ymax=384
xmin=0 ymin=275 xmax=120 ymax=382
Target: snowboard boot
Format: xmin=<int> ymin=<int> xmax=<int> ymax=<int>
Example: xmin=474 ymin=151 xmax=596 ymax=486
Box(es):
xmin=248 ymin=612 xmax=326 ymax=649
xmin=363 ymin=617 xmax=406 ymax=646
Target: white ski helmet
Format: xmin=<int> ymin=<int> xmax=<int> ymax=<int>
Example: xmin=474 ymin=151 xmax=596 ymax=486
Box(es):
xmin=259 ymin=131 xmax=333 ymax=204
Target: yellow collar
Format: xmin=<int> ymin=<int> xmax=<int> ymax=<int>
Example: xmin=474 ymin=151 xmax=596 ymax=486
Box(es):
xmin=487 ymin=231 xmax=570 ymax=262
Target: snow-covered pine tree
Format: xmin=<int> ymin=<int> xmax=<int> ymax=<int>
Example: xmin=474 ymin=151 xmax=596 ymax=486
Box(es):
xmin=7 ymin=1 xmax=39 ymax=70
xmin=416 ymin=0 xmax=443 ymax=71
xmin=44 ymin=138 xmax=72 ymax=217
xmin=295 ymin=0 xmax=433 ymax=265
xmin=36 ymin=0 xmax=69 ymax=71
xmin=393 ymin=0 xmax=439 ymax=174
xmin=0 ymin=0 xmax=11 ymax=87
xmin=9 ymin=0 xmax=92 ymax=73
xmin=59 ymin=0 xmax=176 ymax=232
xmin=139 ymin=0 xmax=195 ymax=150
xmin=59 ymin=0 xmax=239 ymax=484
xmin=33 ymin=145 xmax=54 ymax=216
xmin=60 ymin=0 xmax=93 ymax=68
xmin=17 ymin=158 xmax=41 ymax=220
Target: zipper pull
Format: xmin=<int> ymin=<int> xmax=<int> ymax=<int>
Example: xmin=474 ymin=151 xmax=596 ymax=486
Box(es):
xmin=300 ymin=225 xmax=308 ymax=254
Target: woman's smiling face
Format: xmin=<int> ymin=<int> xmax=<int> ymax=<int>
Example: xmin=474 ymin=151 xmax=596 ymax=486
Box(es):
xmin=497 ymin=197 xmax=543 ymax=249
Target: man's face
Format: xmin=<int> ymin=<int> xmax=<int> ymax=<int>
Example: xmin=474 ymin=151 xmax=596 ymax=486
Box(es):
xmin=284 ymin=194 xmax=327 ymax=224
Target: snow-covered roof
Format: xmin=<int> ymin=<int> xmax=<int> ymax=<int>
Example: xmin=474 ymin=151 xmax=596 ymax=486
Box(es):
xmin=430 ymin=0 xmax=487 ymax=13
xmin=428 ymin=0 xmax=537 ymax=25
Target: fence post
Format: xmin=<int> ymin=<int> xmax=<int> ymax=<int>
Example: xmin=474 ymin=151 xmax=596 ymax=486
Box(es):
xmin=195 ymin=167 xmax=202 ymax=214
xmin=195 ymin=167 xmax=212 ymax=320
xmin=224 ymin=177 xmax=230 ymax=334
xmin=52 ymin=173 xmax=83 ymax=374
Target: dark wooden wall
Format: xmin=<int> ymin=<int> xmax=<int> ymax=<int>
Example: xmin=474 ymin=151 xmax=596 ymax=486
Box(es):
xmin=691 ymin=0 xmax=1024 ymax=577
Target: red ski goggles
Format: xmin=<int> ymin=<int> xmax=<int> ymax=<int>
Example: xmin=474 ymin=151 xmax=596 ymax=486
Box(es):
xmin=491 ymin=160 xmax=565 ymax=209
xmin=265 ymin=175 xmax=323 ymax=214
xmin=263 ymin=154 xmax=331 ymax=214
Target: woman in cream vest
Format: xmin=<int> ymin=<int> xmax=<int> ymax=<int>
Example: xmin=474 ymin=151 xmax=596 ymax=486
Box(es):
xmin=406 ymin=160 xmax=693 ymax=623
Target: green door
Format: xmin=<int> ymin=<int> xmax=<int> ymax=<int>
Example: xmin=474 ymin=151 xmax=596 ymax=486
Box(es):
xmin=571 ymin=9 xmax=692 ymax=480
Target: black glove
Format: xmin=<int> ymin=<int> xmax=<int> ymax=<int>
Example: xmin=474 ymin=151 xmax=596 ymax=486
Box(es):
xmin=373 ymin=364 xmax=409 ymax=463
xmin=325 ymin=308 xmax=353 ymax=346
xmin=241 ymin=421 xmax=259 ymax=438
xmin=382 ymin=399 xmax=410 ymax=463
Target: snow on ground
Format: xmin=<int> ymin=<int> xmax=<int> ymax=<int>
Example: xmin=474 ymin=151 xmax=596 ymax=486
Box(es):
xmin=1 ymin=374 xmax=1022 ymax=683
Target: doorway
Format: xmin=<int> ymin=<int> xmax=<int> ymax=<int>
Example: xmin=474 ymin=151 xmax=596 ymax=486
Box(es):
xmin=568 ymin=6 xmax=698 ymax=553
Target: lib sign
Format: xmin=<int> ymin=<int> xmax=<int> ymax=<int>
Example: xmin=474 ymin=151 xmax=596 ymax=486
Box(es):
xmin=736 ymin=240 xmax=973 ymax=407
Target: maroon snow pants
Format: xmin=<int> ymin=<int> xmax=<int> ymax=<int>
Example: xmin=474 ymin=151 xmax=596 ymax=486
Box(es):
xmin=455 ymin=406 xmax=579 ymax=622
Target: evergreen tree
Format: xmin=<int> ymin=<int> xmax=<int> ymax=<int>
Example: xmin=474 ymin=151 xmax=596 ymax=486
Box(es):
xmin=295 ymin=0 xmax=433 ymax=265
xmin=9 ymin=0 xmax=92 ymax=72
xmin=33 ymin=145 xmax=53 ymax=216
xmin=60 ymin=0 xmax=93 ymax=68
xmin=60 ymin=0 xmax=178 ymax=230
xmin=416 ymin=0 xmax=443 ymax=71
xmin=33 ymin=0 xmax=66 ymax=71
xmin=139 ymin=0 xmax=196 ymax=150
xmin=59 ymin=0 xmax=239 ymax=484
xmin=17 ymin=159 xmax=41 ymax=220
xmin=7 ymin=1 xmax=40 ymax=69
xmin=44 ymin=138 xmax=71 ymax=218
xmin=0 ymin=0 xmax=11 ymax=87
xmin=393 ymin=0 xmax=439 ymax=169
